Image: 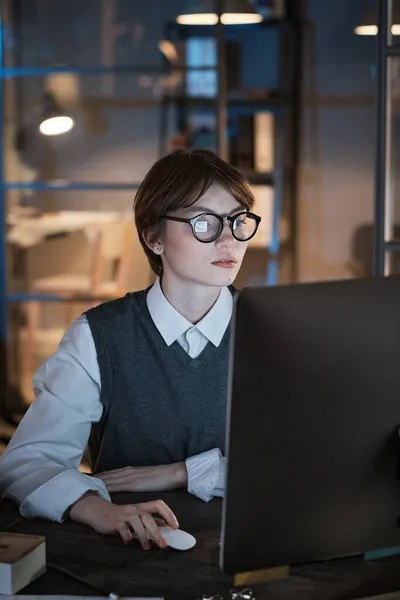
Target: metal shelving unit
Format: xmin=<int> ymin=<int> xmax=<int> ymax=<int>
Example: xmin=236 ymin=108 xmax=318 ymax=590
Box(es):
xmin=374 ymin=0 xmax=400 ymax=275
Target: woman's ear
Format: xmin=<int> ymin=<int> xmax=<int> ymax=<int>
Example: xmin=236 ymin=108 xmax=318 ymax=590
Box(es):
xmin=143 ymin=229 xmax=163 ymax=255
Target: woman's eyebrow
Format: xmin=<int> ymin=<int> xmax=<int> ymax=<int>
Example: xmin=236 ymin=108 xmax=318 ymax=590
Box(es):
xmin=183 ymin=205 xmax=212 ymax=214
xmin=183 ymin=206 xmax=245 ymax=215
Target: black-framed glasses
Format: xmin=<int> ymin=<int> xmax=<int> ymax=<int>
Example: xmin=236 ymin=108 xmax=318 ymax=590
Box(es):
xmin=162 ymin=211 xmax=261 ymax=243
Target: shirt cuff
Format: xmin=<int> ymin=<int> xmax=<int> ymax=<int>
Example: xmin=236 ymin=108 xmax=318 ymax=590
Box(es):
xmin=213 ymin=455 xmax=226 ymax=497
xmin=185 ymin=448 xmax=222 ymax=502
xmin=19 ymin=470 xmax=111 ymax=523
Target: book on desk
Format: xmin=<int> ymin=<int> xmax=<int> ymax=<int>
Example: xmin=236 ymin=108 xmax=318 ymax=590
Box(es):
xmin=0 ymin=532 xmax=46 ymax=594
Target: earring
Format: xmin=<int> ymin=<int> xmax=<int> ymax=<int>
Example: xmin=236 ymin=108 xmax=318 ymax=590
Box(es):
xmin=156 ymin=246 xmax=162 ymax=254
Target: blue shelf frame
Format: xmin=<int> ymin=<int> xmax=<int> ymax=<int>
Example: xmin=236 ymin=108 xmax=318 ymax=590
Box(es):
xmin=5 ymin=182 xmax=141 ymax=191
xmin=2 ymin=65 xmax=214 ymax=77
xmin=3 ymin=65 xmax=167 ymax=77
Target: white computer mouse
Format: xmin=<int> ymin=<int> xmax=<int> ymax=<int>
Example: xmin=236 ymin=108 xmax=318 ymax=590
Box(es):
xmin=159 ymin=526 xmax=196 ymax=551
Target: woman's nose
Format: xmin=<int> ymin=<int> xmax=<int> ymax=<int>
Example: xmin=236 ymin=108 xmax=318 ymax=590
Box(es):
xmin=217 ymin=221 xmax=235 ymax=245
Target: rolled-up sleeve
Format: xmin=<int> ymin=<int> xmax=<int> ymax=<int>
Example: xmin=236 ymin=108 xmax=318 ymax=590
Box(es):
xmin=0 ymin=316 xmax=110 ymax=522
xmin=185 ymin=448 xmax=226 ymax=502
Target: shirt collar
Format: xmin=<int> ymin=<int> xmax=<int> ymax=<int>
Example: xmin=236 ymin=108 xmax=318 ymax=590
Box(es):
xmin=146 ymin=278 xmax=233 ymax=348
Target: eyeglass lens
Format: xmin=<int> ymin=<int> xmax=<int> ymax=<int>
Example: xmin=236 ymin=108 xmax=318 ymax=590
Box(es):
xmin=193 ymin=213 xmax=257 ymax=242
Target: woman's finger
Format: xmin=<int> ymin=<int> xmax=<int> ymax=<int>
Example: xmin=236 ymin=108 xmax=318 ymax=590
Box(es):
xmin=140 ymin=512 xmax=167 ymax=549
xmin=101 ymin=480 xmax=127 ymax=492
xmin=97 ymin=467 xmax=135 ymax=481
xmin=95 ymin=473 xmax=129 ymax=484
xmin=117 ymin=522 xmax=133 ymax=545
xmin=128 ymin=514 xmax=151 ymax=550
xmin=139 ymin=500 xmax=179 ymax=529
xmin=105 ymin=466 xmax=132 ymax=475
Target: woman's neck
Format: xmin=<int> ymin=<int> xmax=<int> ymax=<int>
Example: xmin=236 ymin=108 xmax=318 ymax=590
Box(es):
xmin=160 ymin=276 xmax=221 ymax=324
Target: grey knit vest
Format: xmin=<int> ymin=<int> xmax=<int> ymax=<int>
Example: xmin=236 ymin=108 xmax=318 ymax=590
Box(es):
xmin=85 ymin=286 xmax=233 ymax=473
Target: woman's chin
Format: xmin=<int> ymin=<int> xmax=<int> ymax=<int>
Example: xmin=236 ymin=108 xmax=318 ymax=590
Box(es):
xmin=206 ymin=267 xmax=238 ymax=286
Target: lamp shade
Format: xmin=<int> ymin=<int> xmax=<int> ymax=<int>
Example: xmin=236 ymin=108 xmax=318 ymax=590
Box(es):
xmin=39 ymin=92 xmax=74 ymax=136
xmin=355 ymin=2 xmax=400 ymax=35
xmin=177 ymin=0 xmax=263 ymax=25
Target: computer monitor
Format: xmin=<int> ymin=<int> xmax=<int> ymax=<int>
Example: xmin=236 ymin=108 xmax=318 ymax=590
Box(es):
xmin=220 ymin=275 xmax=400 ymax=575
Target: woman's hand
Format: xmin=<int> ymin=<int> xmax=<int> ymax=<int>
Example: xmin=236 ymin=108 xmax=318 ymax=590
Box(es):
xmin=69 ymin=494 xmax=179 ymax=550
xmin=94 ymin=463 xmax=188 ymax=493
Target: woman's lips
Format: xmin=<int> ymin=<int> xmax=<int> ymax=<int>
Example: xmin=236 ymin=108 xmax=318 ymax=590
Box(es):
xmin=211 ymin=260 xmax=237 ymax=269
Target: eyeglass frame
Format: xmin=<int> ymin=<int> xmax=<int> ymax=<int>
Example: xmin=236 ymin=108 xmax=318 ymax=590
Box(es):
xmin=161 ymin=211 xmax=261 ymax=243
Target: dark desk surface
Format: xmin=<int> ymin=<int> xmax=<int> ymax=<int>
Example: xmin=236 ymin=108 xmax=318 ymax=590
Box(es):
xmin=2 ymin=491 xmax=400 ymax=600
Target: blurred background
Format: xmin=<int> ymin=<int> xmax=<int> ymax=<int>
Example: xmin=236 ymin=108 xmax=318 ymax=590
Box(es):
xmin=0 ymin=0 xmax=398 ymax=450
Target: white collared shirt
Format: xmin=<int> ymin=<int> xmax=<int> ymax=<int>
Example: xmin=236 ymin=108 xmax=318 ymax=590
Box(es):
xmin=0 ymin=280 xmax=231 ymax=522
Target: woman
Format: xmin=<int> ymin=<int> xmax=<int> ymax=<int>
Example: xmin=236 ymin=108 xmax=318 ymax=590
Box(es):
xmin=0 ymin=149 xmax=260 ymax=550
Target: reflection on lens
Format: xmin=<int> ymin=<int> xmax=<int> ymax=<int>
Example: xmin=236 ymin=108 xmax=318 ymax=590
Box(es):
xmin=193 ymin=215 xmax=221 ymax=241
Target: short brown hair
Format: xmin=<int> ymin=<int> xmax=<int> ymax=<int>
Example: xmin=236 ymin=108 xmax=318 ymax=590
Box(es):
xmin=134 ymin=149 xmax=254 ymax=277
